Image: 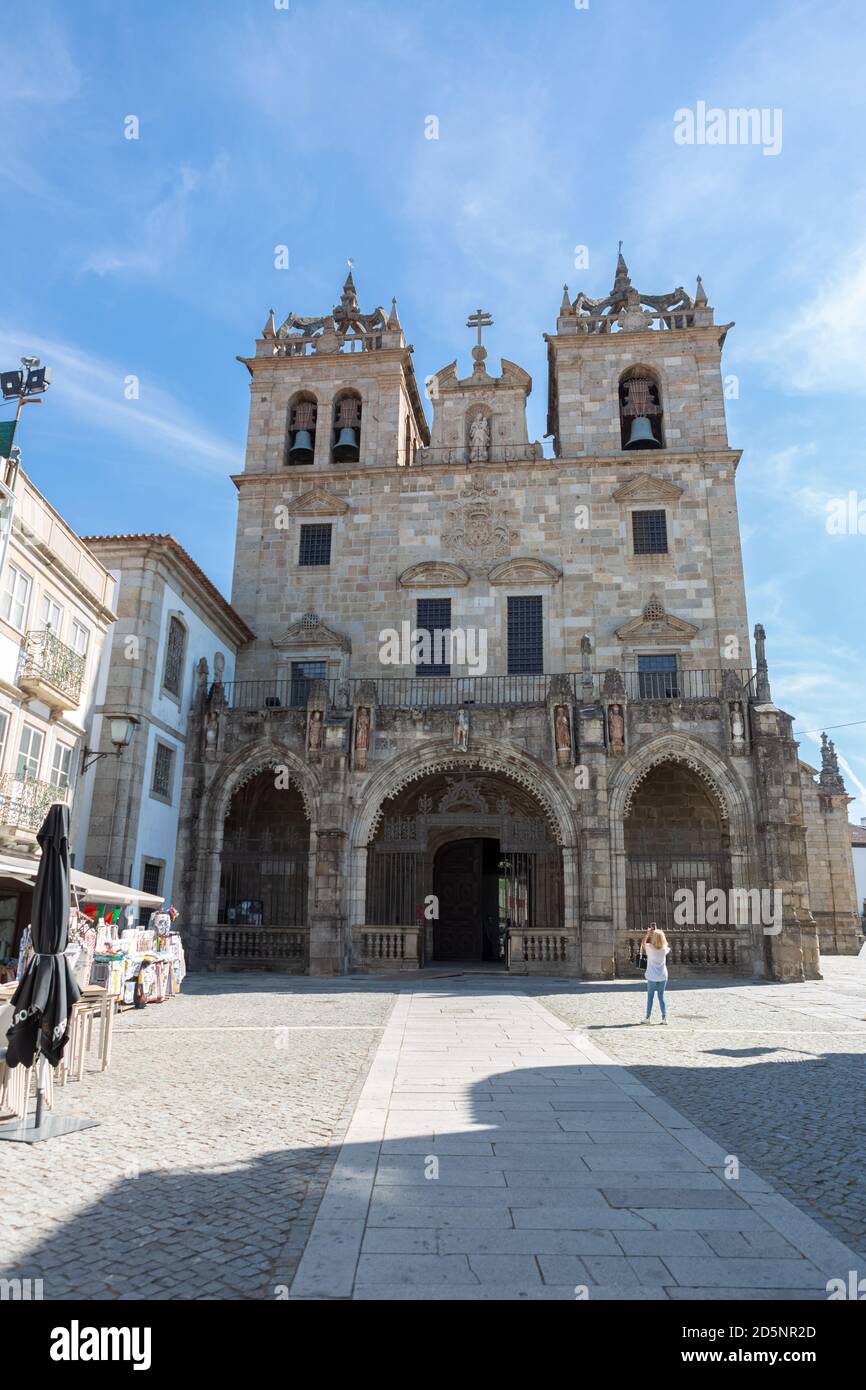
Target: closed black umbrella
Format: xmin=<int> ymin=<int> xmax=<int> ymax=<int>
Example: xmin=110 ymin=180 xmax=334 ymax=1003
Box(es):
xmin=6 ymin=802 xmax=79 ymax=1070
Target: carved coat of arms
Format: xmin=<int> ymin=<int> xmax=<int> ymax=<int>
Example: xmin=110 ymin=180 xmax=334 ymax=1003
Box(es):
xmin=442 ymin=477 xmax=516 ymax=573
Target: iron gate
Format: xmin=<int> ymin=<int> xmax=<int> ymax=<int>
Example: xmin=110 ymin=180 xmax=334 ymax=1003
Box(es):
xmin=219 ymin=830 xmax=309 ymax=927
xmin=626 ymin=846 xmax=732 ymax=935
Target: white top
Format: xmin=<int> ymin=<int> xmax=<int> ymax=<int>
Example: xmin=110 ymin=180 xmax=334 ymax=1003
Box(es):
xmin=645 ymin=942 xmax=670 ymax=981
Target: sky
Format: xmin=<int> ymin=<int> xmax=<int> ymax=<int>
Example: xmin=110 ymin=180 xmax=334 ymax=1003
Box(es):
xmin=2 ymin=0 xmax=866 ymax=818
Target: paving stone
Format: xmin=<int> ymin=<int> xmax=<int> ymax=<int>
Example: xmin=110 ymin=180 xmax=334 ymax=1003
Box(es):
xmin=663 ymin=1257 xmax=826 ymax=1289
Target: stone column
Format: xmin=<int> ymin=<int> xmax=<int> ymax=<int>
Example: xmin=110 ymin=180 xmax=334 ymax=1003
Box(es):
xmin=750 ymin=702 xmax=821 ymax=982
xmin=309 ymin=828 xmax=347 ymax=974
xmin=576 ymin=703 xmax=615 ymax=978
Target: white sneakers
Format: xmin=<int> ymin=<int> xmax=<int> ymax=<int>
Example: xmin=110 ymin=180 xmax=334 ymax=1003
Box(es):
xmin=641 ymin=1017 xmax=652 ymax=1024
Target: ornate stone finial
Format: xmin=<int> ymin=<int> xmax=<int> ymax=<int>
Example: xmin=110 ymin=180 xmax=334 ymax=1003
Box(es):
xmin=340 ymin=262 xmax=359 ymax=313
xmin=612 ymin=245 xmax=631 ymax=297
xmin=213 ymin=651 xmax=225 ymax=684
xmin=561 ymin=284 xmax=571 ymax=310
xmin=387 ymin=297 xmax=402 ymax=330
xmin=754 ymin=622 xmax=772 ymax=703
xmin=819 ymin=733 xmax=846 ymax=793
xmin=466 ymin=306 xmax=494 ymax=376
xmin=262 ymin=308 xmax=276 ymax=339
xmin=694 ymin=275 xmax=708 ymax=307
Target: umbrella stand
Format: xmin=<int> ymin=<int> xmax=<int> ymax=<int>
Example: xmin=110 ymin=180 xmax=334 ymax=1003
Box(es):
xmin=0 ymin=1038 xmax=98 ymax=1144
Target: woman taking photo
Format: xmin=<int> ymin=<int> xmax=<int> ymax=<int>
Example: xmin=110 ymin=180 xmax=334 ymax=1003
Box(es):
xmin=641 ymin=921 xmax=670 ymax=1024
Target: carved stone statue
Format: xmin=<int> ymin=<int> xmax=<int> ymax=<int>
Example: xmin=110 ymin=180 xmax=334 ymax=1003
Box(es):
xmin=608 ymin=703 xmax=625 ymax=754
xmin=469 ymin=412 xmax=490 ymax=463
xmin=354 ymin=706 xmax=370 ymax=770
xmin=554 ymin=705 xmax=571 ymax=766
xmin=308 ymin=710 xmax=324 ymax=753
xmin=454 ymin=708 xmax=470 ymax=753
xmin=730 ymin=702 xmax=745 ymax=748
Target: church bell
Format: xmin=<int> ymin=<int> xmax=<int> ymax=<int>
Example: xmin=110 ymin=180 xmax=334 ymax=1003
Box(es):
xmin=333 ymin=426 xmax=360 ymax=460
xmin=289 ymin=429 xmax=314 ymax=463
xmin=624 ymin=416 xmax=661 ymax=450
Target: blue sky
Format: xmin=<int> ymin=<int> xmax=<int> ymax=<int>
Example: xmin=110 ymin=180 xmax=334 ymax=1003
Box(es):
xmin=3 ymin=0 xmax=865 ymax=816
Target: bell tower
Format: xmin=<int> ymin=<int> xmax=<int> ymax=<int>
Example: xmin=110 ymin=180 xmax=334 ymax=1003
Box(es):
xmin=545 ymin=250 xmax=731 ymax=457
xmin=236 ymin=266 xmax=429 ymax=478
xmin=544 ymin=250 xmax=748 ymax=673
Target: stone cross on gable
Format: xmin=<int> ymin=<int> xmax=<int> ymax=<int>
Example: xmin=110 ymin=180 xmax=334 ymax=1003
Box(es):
xmin=466 ymin=307 xmax=493 ymax=375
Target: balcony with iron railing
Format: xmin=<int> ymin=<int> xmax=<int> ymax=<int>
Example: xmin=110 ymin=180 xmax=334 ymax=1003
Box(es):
xmin=0 ymin=774 xmax=69 ymax=845
xmin=218 ymin=668 xmax=753 ymax=713
xmin=19 ymin=628 xmax=86 ymax=710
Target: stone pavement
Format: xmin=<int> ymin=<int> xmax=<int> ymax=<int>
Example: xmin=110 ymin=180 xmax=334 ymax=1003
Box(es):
xmin=290 ymin=982 xmax=863 ymax=1300
xmin=538 ymin=953 xmax=866 ymax=1265
xmin=0 ymin=976 xmax=393 ymax=1299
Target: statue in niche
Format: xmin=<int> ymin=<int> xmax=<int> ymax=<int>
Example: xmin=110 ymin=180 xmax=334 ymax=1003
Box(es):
xmin=469 ymin=412 xmax=490 ymax=463
xmin=730 ymin=701 xmax=745 ymax=749
xmin=554 ymin=705 xmax=572 ymax=766
xmin=308 ymin=710 xmax=324 ymax=753
xmin=454 ymin=708 xmax=470 ymax=753
xmin=608 ymin=703 xmax=625 ymax=754
xmin=354 ymin=707 xmax=371 ymax=770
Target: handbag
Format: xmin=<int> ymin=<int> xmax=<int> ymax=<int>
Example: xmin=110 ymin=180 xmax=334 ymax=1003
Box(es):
xmin=638 ymin=938 xmax=648 ymax=970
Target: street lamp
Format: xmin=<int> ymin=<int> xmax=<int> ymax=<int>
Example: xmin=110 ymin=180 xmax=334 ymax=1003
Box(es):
xmin=81 ymin=714 xmax=139 ymax=773
xmin=0 ymin=355 xmax=52 ymax=488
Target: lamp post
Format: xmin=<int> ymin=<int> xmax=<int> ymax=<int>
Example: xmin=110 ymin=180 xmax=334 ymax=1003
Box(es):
xmin=81 ymin=714 xmax=139 ymax=774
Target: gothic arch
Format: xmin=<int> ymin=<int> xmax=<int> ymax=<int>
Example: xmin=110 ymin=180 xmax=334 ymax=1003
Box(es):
xmin=206 ymin=738 xmax=320 ymax=832
xmin=351 ymin=739 xmax=576 ymax=850
xmin=608 ymin=733 xmax=750 ymax=838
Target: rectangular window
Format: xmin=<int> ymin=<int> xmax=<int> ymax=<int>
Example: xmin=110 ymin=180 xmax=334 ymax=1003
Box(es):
xmin=50 ymin=741 xmax=74 ymax=789
xmin=151 ymin=741 xmax=175 ymax=801
xmin=415 ymin=598 xmax=452 ymax=676
xmin=39 ymin=594 xmax=64 ymax=632
xmin=632 ymin=510 xmax=668 ymax=555
xmin=0 ymin=709 xmax=8 ymax=772
xmin=638 ymin=654 xmax=679 ymax=699
xmin=162 ymin=616 xmax=187 ymax=698
xmin=16 ymin=724 xmax=44 ymax=781
xmin=1 ymin=564 xmax=31 ymax=630
xmin=71 ymin=620 xmax=90 ymax=657
xmin=298 ymin=524 xmax=332 ymax=567
xmin=289 ymin=660 xmax=326 ymax=707
xmin=507 ymin=596 xmax=544 ymax=675
xmin=140 ymin=861 xmax=164 ymax=925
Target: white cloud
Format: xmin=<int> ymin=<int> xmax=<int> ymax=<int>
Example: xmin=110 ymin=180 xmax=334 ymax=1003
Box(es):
xmin=0 ymin=327 xmax=239 ymax=475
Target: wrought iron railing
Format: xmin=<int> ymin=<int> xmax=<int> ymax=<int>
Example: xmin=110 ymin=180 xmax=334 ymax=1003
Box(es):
xmin=0 ymin=775 xmax=68 ymax=834
xmin=220 ymin=668 xmax=753 ymax=712
xmin=21 ymin=628 xmax=86 ymax=703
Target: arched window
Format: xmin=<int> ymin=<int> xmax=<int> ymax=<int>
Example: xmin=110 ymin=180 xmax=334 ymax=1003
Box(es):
xmin=332 ymin=391 xmax=362 ymax=462
xmin=619 ymin=367 xmax=663 ymax=450
xmin=162 ymin=614 xmax=188 ymax=699
xmin=286 ymin=393 xmax=317 ymax=465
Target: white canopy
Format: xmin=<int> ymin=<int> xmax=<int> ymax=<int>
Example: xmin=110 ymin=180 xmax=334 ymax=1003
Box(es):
xmin=0 ymin=854 xmax=164 ymax=908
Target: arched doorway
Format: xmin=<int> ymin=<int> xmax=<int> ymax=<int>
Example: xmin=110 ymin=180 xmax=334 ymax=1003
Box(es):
xmin=218 ymin=771 xmax=310 ymax=929
xmin=364 ymin=768 xmax=564 ymax=965
xmin=624 ymin=759 xmax=731 ymax=935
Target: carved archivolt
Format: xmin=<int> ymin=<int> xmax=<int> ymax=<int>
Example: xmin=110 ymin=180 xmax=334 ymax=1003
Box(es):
xmin=367 ymin=756 xmax=562 ymax=843
xmin=622 ymin=753 xmax=728 ymax=821
xmin=223 ymin=756 xmax=314 ymax=820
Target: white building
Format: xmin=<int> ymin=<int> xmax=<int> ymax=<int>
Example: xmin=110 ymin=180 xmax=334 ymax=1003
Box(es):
xmin=0 ymin=461 xmax=116 ymax=970
xmin=72 ymin=535 xmax=253 ymax=914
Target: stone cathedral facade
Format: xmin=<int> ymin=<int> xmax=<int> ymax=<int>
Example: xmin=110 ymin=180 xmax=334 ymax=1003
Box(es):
xmin=175 ymin=255 xmax=860 ymax=981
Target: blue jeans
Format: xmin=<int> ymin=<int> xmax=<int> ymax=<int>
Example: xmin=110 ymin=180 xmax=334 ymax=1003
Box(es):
xmin=646 ymin=980 xmax=667 ymax=1019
